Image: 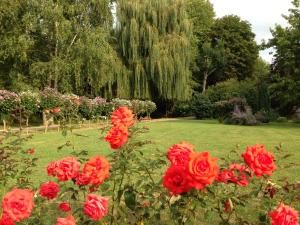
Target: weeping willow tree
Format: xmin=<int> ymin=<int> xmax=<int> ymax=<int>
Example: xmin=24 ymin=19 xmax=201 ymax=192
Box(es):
xmin=116 ymin=0 xmax=193 ymax=101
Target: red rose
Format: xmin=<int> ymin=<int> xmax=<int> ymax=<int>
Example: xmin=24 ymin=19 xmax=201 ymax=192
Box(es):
xmin=82 ymin=156 xmax=110 ymax=185
xmin=242 ymin=144 xmax=276 ymax=177
xmin=2 ymin=188 xmax=34 ymax=222
xmin=59 ymin=203 xmax=72 ymax=212
xmin=187 ymin=152 xmax=219 ymax=190
xmin=269 ymin=203 xmax=299 ymax=225
xmin=83 ymin=194 xmax=108 ymax=221
xmin=47 ymin=157 xmax=81 ymax=181
xmin=27 ymin=148 xmax=35 ymax=154
xmin=52 ymin=107 xmax=60 ymax=114
xmin=55 ymin=215 xmax=76 ymax=225
xmin=217 ymin=169 xmax=235 ymax=184
xmin=111 ymin=106 xmax=134 ymax=127
xmin=104 ymin=126 xmax=128 ymax=149
xmin=0 ymin=213 xmax=14 ymax=225
xmin=75 ymin=173 xmax=90 ymax=186
xmin=229 ymin=163 xmax=249 ymax=186
xmin=163 ymin=166 xmax=192 ymax=195
xmin=47 ymin=161 xmax=60 ymax=176
xmin=39 ymin=181 xmax=60 ymax=199
xmin=167 ymin=141 xmax=194 ymax=166
xmin=217 ymin=164 xmax=249 ymax=187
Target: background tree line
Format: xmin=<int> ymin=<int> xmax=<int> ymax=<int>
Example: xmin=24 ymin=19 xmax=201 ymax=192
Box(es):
xmin=0 ymin=0 xmax=299 ymax=117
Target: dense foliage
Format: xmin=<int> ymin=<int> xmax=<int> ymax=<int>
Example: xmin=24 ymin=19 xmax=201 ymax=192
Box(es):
xmin=0 ymin=107 xmax=299 ymax=224
xmin=0 ymin=0 xmax=299 ymax=117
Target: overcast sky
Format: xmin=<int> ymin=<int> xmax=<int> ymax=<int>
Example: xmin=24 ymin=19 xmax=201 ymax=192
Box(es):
xmin=210 ymin=0 xmax=292 ymax=62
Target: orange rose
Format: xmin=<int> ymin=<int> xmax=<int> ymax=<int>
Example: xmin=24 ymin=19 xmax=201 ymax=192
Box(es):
xmin=104 ymin=126 xmax=128 ymax=149
xmin=55 ymin=215 xmax=76 ymax=225
xmin=83 ymin=194 xmax=108 ymax=221
xmin=167 ymin=141 xmax=194 ymax=166
xmin=242 ymin=144 xmax=276 ymax=177
xmin=2 ymin=188 xmax=34 ymax=222
xmin=82 ymin=156 xmax=110 ymax=185
xmin=187 ymin=152 xmax=218 ymax=190
xmin=47 ymin=157 xmax=81 ymax=181
xmin=111 ymin=106 xmax=134 ymax=127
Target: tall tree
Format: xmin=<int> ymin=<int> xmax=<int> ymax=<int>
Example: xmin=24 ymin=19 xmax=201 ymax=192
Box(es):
xmin=185 ymin=0 xmax=218 ymax=93
xmin=116 ymin=0 xmax=193 ymax=101
xmin=210 ymin=15 xmax=259 ymax=83
xmin=0 ymin=0 xmax=129 ymax=98
xmin=267 ymin=0 xmax=300 ymax=114
xmin=0 ymin=0 xmax=34 ymax=90
xmin=197 ymin=41 xmax=226 ymax=93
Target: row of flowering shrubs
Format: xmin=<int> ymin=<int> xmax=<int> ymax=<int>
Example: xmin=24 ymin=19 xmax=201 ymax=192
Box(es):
xmin=0 ymin=88 xmax=157 ymax=129
xmin=0 ymin=106 xmax=299 ymax=224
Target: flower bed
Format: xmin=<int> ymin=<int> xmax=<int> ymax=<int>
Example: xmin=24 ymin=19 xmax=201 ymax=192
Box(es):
xmin=0 ymin=106 xmax=299 ymax=225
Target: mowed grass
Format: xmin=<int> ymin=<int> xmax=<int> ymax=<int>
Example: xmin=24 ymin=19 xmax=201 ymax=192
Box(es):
xmin=21 ymin=119 xmax=300 ymax=186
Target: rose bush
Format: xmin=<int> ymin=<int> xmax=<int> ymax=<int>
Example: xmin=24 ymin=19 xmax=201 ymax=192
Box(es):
xmin=0 ymin=106 xmax=299 ymax=225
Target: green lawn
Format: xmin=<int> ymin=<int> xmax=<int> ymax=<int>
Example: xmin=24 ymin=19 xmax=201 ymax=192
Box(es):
xmin=22 ymin=119 xmax=300 ymax=185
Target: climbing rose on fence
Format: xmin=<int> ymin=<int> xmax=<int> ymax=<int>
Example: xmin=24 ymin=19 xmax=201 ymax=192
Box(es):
xmin=187 ymin=152 xmax=219 ymax=190
xmin=47 ymin=157 xmax=81 ymax=181
xmin=55 ymin=214 xmax=76 ymax=225
xmin=268 ymin=203 xmax=299 ymax=225
xmin=83 ymin=194 xmax=109 ymax=221
xmin=111 ymin=106 xmax=134 ymax=127
xmin=242 ymin=144 xmax=276 ymax=177
xmin=167 ymin=141 xmax=194 ymax=166
xmin=2 ymin=188 xmax=34 ymax=222
xmin=82 ymin=156 xmax=110 ymax=185
xmin=39 ymin=181 xmax=60 ymax=199
xmin=105 ymin=126 xmax=128 ymax=149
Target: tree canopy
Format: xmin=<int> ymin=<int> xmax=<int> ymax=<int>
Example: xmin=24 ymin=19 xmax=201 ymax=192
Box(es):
xmin=116 ymin=0 xmax=193 ymax=101
xmin=210 ymin=15 xmax=259 ymax=83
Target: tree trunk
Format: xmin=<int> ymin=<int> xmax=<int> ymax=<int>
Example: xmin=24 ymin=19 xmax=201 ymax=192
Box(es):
xmin=54 ymin=20 xmax=59 ymax=89
xmin=202 ymin=72 xmax=209 ymax=93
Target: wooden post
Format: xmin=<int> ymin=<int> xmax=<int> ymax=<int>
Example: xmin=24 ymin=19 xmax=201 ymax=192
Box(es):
xmin=3 ymin=119 xmax=6 ymax=132
xmin=26 ymin=117 xmax=29 ymax=135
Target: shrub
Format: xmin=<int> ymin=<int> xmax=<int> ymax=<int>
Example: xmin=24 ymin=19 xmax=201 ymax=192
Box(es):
xmin=92 ymin=97 xmax=110 ymax=119
xmin=0 ymin=90 xmax=19 ymax=130
xmin=78 ymin=96 xmax=94 ymax=120
xmin=206 ymin=78 xmax=271 ymax=113
xmin=39 ymin=88 xmax=62 ymax=111
xmin=225 ymin=106 xmax=259 ymax=126
xmin=0 ymin=106 xmax=299 ymax=225
xmin=19 ymin=91 xmax=40 ymax=126
xmin=277 ymin=117 xmax=288 ymax=122
xmin=145 ymin=100 xmax=157 ymax=117
xmin=131 ymin=100 xmax=146 ymax=116
xmin=191 ymin=93 xmax=212 ymax=119
xmin=171 ymin=101 xmax=193 ymax=117
xmin=254 ymin=110 xmax=270 ymax=123
xmin=0 ymin=90 xmax=19 ymax=117
xmin=206 ymin=79 xmax=245 ymax=103
xmin=213 ymin=97 xmax=248 ymax=121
